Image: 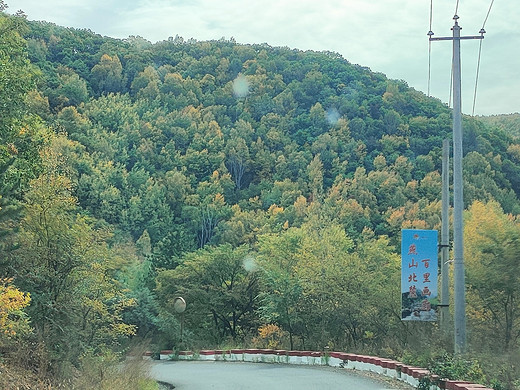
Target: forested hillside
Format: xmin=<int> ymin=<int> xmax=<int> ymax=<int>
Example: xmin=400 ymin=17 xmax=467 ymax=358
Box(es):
xmin=1 ymin=8 xmax=520 ymax=389
xmin=479 ymin=113 xmax=520 ymax=138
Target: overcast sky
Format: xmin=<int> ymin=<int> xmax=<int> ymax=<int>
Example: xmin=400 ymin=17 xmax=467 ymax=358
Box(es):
xmin=6 ymin=0 xmax=519 ymax=116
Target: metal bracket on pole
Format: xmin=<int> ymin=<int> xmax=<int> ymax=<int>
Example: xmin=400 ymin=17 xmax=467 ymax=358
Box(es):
xmin=429 ymin=16 xmax=485 ymax=42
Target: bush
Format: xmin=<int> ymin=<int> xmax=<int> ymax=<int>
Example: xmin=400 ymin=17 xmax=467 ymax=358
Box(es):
xmin=72 ymin=348 xmax=158 ymax=390
xmin=479 ymin=351 xmax=520 ymax=390
xmin=251 ymin=324 xmax=289 ymax=349
xmin=428 ymin=353 xmax=486 ymax=384
xmin=0 ymin=278 xmax=31 ymax=348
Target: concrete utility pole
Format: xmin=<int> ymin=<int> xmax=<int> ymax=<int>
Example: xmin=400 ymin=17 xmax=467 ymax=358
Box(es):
xmin=440 ymin=139 xmax=450 ymax=332
xmin=429 ymin=15 xmax=484 ymax=354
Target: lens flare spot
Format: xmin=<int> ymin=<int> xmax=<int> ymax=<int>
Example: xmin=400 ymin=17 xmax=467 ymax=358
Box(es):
xmin=233 ymin=74 xmax=250 ymax=98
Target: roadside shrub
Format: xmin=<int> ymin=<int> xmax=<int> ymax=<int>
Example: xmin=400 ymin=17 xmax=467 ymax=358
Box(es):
xmin=251 ymin=324 xmax=288 ymax=349
xmin=428 ymin=353 xmax=486 ymax=384
xmin=72 ymin=348 xmax=158 ymax=390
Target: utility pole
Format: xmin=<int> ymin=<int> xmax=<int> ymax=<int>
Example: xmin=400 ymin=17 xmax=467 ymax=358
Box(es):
xmin=440 ymin=139 xmax=450 ymax=332
xmin=429 ymin=15 xmax=484 ymax=354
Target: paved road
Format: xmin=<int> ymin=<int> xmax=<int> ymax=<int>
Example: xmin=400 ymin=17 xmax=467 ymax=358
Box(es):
xmin=150 ymin=361 xmax=412 ymax=390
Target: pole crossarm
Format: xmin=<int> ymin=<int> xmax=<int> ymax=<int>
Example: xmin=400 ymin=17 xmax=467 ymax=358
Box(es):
xmin=428 ymin=14 xmax=486 ymax=42
xmin=430 ymin=36 xmax=484 ymax=41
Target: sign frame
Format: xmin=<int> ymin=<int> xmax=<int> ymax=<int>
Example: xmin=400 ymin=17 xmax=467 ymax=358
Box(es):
xmin=401 ymin=229 xmax=439 ymax=321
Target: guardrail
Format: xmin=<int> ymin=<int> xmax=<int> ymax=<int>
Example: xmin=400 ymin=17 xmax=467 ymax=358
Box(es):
xmin=145 ymin=349 xmax=493 ymax=390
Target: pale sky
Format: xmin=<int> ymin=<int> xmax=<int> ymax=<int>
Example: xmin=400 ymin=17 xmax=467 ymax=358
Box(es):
xmin=6 ymin=0 xmax=520 ymax=116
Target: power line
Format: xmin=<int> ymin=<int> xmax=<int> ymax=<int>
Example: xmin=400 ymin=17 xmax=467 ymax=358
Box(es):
xmin=482 ymin=0 xmax=494 ymax=29
xmin=429 ymin=0 xmax=433 ymax=31
xmin=429 ymin=1 xmax=492 ymax=112
xmin=427 ymin=40 xmax=432 ymax=97
xmin=471 ymin=0 xmax=493 ymax=115
xmin=471 ymin=32 xmax=485 ymax=116
xmin=449 ymin=67 xmax=453 ymax=108
xmin=427 ymin=0 xmax=434 ymax=96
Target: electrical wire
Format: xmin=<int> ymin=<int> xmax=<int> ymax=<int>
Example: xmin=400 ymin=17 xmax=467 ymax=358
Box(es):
xmin=427 ymin=0 xmax=433 ymax=96
xmin=471 ymin=39 xmax=483 ymax=116
xmin=482 ymin=0 xmax=494 ymax=29
xmin=449 ymin=67 xmax=453 ymax=108
xmin=471 ymin=0 xmax=494 ymax=115
xmin=454 ymin=0 xmax=460 ymax=16
xmin=428 ymin=41 xmax=432 ymax=97
xmin=429 ymin=0 xmax=433 ymax=31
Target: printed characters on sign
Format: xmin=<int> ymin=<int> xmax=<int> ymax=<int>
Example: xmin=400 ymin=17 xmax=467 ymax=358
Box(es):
xmin=401 ymin=229 xmax=439 ymax=321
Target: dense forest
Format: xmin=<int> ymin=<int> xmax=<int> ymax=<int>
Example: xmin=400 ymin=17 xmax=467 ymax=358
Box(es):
xmin=1 ymin=4 xmax=520 ymax=389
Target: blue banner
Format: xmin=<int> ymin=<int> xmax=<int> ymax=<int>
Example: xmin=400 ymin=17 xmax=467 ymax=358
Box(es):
xmin=401 ymin=229 xmax=438 ymax=321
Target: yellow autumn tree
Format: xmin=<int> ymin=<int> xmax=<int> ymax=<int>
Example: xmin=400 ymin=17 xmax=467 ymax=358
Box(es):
xmin=12 ymin=135 xmax=136 ymax=372
xmin=465 ymin=200 xmax=520 ymax=351
xmin=0 ymin=278 xmax=31 ymax=345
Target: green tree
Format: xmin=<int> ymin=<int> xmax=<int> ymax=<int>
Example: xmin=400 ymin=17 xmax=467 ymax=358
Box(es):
xmin=257 ymin=221 xmax=400 ymax=351
xmin=294 ymin=222 xmax=399 ymax=350
xmin=90 ymin=54 xmax=124 ymax=95
xmin=225 ymin=136 xmax=249 ymax=190
xmin=131 ymin=65 xmax=161 ymax=100
xmin=54 ymin=67 xmax=89 ymax=108
xmin=465 ymin=200 xmax=520 ymax=351
xmin=306 ymin=154 xmax=324 ymax=201
xmin=0 ymin=10 xmax=46 ymax=271
xmin=10 ymin=138 xmax=135 ymax=372
xmin=184 ymin=171 xmax=233 ymax=247
xmin=0 ymin=11 xmax=35 ymax=133
xmin=256 ymin=228 xmax=305 ymax=350
xmin=156 ymin=244 xmax=258 ymax=344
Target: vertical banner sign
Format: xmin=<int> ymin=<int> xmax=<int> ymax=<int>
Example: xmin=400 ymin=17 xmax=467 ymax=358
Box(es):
xmin=401 ymin=229 xmax=438 ymax=321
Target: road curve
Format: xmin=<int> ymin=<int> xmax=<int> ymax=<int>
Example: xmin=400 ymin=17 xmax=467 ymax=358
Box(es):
xmin=150 ymin=360 xmax=412 ymax=390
